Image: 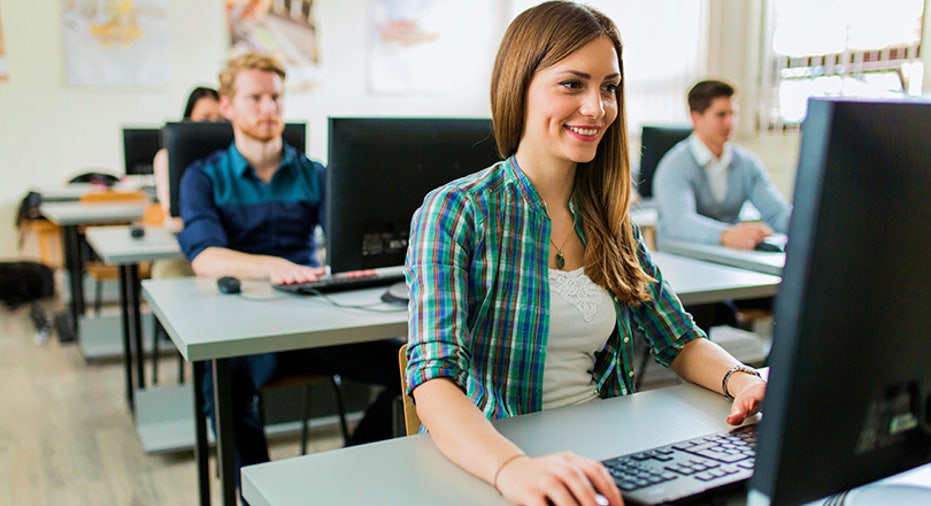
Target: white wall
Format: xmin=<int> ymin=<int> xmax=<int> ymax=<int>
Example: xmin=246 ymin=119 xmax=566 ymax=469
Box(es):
xmin=1 ymin=0 xmax=804 ymax=260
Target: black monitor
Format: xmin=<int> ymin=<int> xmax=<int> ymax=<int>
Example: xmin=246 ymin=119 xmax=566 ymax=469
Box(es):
xmin=748 ymin=97 xmax=931 ymax=505
xmin=163 ymin=121 xmax=306 ymax=217
xmin=637 ymin=125 xmax=691 ymax=198
xmin=122 ymin=127 xmax=162 ymax=175
xmin=326 ymin=117 xmax=500 ymax=273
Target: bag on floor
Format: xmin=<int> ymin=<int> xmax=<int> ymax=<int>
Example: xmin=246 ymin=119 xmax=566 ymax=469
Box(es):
xmin=0 ymin=261 xmax=55 ymax=309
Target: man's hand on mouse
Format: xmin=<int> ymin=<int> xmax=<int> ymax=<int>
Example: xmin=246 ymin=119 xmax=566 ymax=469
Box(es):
xmin=264 ymin=258 xmax=326 ymax=285
xmin=720 ymin=222 xmax=772 ymax=250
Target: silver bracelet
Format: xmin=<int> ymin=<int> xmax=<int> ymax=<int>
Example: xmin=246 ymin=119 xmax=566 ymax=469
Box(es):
xmin=722 ymin=365 xmax=761 ymax=401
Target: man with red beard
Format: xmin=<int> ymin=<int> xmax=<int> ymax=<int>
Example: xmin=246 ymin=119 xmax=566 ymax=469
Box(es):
xmin=178 ymin=52 xmax=400 ymax=492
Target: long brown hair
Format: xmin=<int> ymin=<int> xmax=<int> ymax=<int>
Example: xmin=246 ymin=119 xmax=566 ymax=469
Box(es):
xmin=490 ymin=1 xmax=651 ymax=303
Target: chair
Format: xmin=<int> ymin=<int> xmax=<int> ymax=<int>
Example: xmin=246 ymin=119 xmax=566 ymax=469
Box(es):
xmin=162 ymin=121 xmax=306 ymax=218
xmin=78 ymin=190 xmax=151 ymax=315
xmin=397 ymin=343 xmax=421 ymax=436
xmin=258 ymin=374 xmax=351 ymax=454
xmin=637 ymin=125 xmax=692 ymax=199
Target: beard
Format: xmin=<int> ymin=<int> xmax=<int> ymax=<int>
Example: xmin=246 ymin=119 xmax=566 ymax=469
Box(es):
xmin=238 ymin=118 xmax=285 ymax=143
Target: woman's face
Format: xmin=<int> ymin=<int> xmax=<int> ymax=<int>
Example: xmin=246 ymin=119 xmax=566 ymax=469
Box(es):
xmin=519 ymin=36 xmax=620 ymax=170
xmin=190 ymin=96 xmax=223 ymax=122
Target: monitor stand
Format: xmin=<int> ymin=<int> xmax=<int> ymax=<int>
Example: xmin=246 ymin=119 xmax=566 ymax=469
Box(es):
xmin=380 ymin=281 xmax=409 ymax=304
xmin=840 ymin=484 xmax=931 ymax=505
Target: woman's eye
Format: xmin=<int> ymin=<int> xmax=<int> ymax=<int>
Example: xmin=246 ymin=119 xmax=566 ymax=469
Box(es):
xmin=561 ymin=81 xmax=582 ymax=90
xmin=603 ymin=83 xmax=619 ymax=93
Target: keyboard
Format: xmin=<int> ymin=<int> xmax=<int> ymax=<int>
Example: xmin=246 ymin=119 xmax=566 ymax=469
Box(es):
xmin=272 ymin=272 xmax=405 ymax=295
xmin=602 ymin=424 xmax=758 ymax=505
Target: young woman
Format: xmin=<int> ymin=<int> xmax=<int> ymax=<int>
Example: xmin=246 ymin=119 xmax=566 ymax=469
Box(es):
xmin=404 ymin=2 xmax=767 ymax=505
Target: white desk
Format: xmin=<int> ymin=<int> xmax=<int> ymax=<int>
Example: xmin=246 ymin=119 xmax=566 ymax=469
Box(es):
xmin=144 ymin=253 xmax=779 ymax=506
xmin=39 ymin=201 xmax=148 ymax=343
xmin=242 ymin=380 xmax=931 ymax=506
xmin=85 ymin=225 xmax=183 ymax=413
xmin=657 ymin=239 xmax=785 ymax=276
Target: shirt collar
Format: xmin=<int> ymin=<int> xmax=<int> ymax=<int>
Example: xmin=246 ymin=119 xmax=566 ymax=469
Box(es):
xmin=230 ymin=141 xmax=298 ymax=179
xmin=507 ymin=155 xmax=582 ymax=232
xmin=688 ymin=133 xmax=732 ymax=167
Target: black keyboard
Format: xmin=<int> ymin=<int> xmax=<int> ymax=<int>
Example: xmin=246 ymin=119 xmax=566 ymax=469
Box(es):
xmin=602 ymin=424 xmax=757 ymax=505
xmin=273 ymin=272 xmax=405 ymax=295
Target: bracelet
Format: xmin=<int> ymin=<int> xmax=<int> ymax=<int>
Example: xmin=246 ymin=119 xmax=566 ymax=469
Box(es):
xmin=492 ymin=453 xmax=527 ymax=494
xmin=722 ymin=365 xmax=761 ymax=401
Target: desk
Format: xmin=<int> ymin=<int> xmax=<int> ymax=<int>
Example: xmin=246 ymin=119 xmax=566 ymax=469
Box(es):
xmin=241 ymin=380 xmax=931 ymax=506
xmin=39 ymin=202 xmax=147 ymax=341
xmin=84 ymin=225 xmax=183 ymax=413
xmin=144 ymin=253 xmax=779 ymax=506
xmin=657 ymin=239 xmax=785 ymax=276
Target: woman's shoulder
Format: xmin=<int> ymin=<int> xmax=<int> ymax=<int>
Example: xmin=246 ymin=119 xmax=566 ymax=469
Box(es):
xmin=424 ymin=159 xmax=510 ymax=202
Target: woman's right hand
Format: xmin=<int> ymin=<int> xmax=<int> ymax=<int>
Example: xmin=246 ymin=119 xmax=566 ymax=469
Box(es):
xmin=495 ymin=452 xmax=624 ymax=506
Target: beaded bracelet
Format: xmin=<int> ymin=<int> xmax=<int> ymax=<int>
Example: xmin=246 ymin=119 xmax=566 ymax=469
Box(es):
xmin=722 ymin=365 xmax=761 ymax=401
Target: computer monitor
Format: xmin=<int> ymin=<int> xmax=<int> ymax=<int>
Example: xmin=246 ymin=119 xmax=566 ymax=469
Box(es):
xmin=122 ymin=127 xmax=162 ymax=175
xmin=637 ymin=125 xmax=691 ymax=198
xmin=326 ymin=117 xmax=500 ymax=273
xmin=748 ymin=97 xmax=931 ymax=505
xmin=163 ymin=121 xmax=306 ymax=217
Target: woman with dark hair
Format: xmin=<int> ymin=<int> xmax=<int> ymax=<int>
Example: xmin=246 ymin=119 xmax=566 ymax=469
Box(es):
xmin=181 ymin=86 xmax=222 ymax=121
xmin=403 ymin=2 xmax=766 ymax=505
xmin=153 ymin=86 xmax=223 ymax=216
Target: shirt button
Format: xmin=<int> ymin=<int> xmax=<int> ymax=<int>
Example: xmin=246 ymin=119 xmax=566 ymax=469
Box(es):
xmin=623 ymin=337 xmax=629 ymax=344
xmin=628 ymin=371 xmax=635 ymax=378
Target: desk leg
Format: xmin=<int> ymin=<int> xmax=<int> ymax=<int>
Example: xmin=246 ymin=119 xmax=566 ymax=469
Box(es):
xmin=61 ymin=224 xmax=84 ymax=340
xmin=129 ymin=264 xmax=145 ymax=390
xmin=118 ymin=265 xmax=135 ymax=413
xmin=192 ymin=361 xmax=211 ymax=506
xmin=213 ymin=358 xmax=237 ymax=506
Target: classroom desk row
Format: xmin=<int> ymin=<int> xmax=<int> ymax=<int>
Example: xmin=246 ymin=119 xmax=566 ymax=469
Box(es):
xmin=139 ymin=249 xmax=781 ymax=506
xmin=241 ymin=380 xmax=931 ymax=506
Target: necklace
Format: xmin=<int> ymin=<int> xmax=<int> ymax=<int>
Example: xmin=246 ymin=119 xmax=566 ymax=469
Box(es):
xmin=549 ymin=226 xmax=573 ymax=270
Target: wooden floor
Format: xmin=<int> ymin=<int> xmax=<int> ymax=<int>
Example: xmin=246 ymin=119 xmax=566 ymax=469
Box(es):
xmin=0 ymin=306 xmax=344 ymax=506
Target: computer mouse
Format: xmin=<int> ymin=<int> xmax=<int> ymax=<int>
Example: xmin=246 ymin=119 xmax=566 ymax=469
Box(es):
xmin=130 ymin=224 xmax=145 ymax=239
xmin=754 ymin=241 xmax=784 ymax=253
xmin=216 ymin=276 xmax=242 ymax=294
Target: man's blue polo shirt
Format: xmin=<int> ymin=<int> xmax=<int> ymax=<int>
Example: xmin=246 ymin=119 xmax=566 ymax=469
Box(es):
xmin=177 ymin=142 xmax=326 ymax=267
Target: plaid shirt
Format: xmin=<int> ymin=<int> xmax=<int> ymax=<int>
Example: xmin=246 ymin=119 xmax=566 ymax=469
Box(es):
xmin=405 ymin=157 xmax=706 ymax=421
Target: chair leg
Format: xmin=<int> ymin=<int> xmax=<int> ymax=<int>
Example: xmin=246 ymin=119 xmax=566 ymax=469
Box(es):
xmin=151 ymin=318 xmax=160 ymax=386
xmin=634 ymin=338 xmax=651 ymax=391
xmin=329 ymin=375 xmax=350 ymax=444
xmin=300 ymin=383 xmax=312 ymax=455
xmin=94 ymin=280 xmax=103 ymax=316
xmin=178 ymin=351 xmax=185 ymax=384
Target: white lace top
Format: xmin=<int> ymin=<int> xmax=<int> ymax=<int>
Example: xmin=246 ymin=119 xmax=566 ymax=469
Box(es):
xmin=542 ymin=268 xmax=617 ymax=410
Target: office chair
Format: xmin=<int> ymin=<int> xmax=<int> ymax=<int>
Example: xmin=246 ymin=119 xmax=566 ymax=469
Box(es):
xmin=637 ymin=125 xmax=692 ymax=199
xmin=162 ymin=121 xmax=306 ymax=218
xmin=258 ymin=374 xmax=351 ymax=454
xmin=397 ymin=343 xmax=421 ymax=436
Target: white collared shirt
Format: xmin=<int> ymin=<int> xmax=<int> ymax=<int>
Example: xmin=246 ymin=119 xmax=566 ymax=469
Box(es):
xmin=689 ymin=134 xmax=733 ymax=203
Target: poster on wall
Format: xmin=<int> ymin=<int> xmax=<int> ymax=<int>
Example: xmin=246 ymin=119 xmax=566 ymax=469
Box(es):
xmin=0 ymin=6 xmax=8 ymax=80
xmin=61 ymin=0 xmax=170 ymax=86
xmin=226 ymin=0 xmax=321 ymax=90
xmin=367 ymin=0 xmax=494 ymax=95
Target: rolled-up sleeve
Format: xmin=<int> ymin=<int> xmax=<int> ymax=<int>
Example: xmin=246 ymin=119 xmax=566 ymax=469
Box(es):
xmin=177 ymin=164 xmax=229 ymax=261
xmin=404 ymin=185 xmax=481 ymax=400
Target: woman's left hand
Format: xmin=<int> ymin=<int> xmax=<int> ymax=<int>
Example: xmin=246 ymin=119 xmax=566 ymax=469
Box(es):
xmin=725 ymin=380 xmax=766 ymax=425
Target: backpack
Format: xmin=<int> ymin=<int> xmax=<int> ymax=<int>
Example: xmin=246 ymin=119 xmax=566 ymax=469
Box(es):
xmin=0 ymin=261 xmax=56 ymax=309
xmin=15 ymin=190 xmax=44 ymax=249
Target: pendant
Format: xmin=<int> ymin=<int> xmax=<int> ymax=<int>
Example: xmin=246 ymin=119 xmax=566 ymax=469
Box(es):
xmin=555 ymin=253 xmax=565 ymax=270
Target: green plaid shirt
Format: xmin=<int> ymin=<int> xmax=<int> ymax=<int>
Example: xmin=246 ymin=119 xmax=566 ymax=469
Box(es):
xmin=405 ymin=157 xmax=705 ymax=421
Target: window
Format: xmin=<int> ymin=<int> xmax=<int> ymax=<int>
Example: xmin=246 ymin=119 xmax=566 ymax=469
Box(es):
xmin=763 ymin=0 xmax=924 ymax=127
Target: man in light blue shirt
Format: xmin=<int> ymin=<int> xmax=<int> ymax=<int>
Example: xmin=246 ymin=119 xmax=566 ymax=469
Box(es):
xmin=654 ymin=80 xmax=791 ymax=249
